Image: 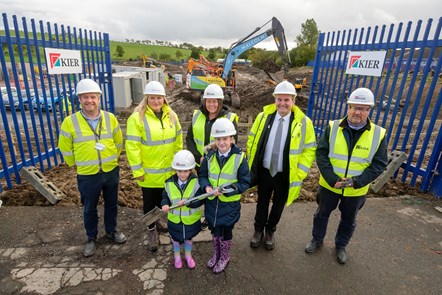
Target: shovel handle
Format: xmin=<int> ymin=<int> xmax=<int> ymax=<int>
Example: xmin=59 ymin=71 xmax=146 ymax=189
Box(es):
xmin=169 ymin=182 xmax=237 ymax=210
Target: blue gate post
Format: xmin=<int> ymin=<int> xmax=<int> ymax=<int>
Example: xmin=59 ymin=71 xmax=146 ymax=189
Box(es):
xmin=428 ymin=124 xmax=442 ymax=198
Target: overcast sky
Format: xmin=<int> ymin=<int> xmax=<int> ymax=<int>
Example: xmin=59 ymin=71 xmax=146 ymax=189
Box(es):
xmin=1 ymin=0 xmax=441 ymax=50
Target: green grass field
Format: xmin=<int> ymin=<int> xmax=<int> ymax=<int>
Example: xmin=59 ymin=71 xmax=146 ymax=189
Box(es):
xmin=110 ymin=41 xmax=193 ymax=61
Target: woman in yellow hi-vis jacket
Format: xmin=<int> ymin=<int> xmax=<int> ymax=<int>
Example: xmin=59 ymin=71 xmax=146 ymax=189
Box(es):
xmin=125 ymin=81 xmax=183 ymax=252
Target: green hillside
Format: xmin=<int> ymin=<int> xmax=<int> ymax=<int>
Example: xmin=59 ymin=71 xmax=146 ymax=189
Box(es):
xmin=110 ymin=41 xmax=192 ymax=62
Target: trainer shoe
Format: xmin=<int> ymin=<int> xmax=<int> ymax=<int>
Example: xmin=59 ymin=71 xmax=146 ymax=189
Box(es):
xmin=107 ymin=230 xmax=127 ymax=244
xmin=84 ymin=239 xmax=96 ymax=257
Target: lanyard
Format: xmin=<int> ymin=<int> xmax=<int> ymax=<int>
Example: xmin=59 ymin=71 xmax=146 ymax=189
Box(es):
xmin=81 ymin=111 xmax=103 ymax=140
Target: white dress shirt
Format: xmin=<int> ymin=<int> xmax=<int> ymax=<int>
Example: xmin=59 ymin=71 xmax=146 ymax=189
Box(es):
xmin=263 ymin=112 xmax=290 ymax=173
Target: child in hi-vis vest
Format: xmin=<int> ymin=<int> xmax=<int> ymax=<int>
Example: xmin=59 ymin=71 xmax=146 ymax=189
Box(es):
xmin=161 ymin=150 xmax=203 ymax=269
xmin=198 ymin=118 xmax=250 ymax=274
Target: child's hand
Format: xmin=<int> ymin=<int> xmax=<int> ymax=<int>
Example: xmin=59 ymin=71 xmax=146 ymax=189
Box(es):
xmin=178 ymin=200 xmax=185 ymax=207
xmin=162 ymin=205 xmax=169 ymax=212
xmin=206 ymin=186 xmax=213 ymax=194
xmin=212 ymin=188 xmax=222 ymax=196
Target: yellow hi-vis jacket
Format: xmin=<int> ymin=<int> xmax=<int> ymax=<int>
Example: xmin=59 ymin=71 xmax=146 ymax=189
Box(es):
xmin=125 ymin=105 xmax=183 ymax=188
xmin=164 ymin=178 xmax=202 ymax=224
xmin=247 ymin=104 xmax=316 ymax=205
xmin=319 ymin=119 xmax=386 ymax=196
xmin=207 ymin=152 xmax=244 ymax=202
xmin=58 ymin=110 xmax=123 ymax=175
xmin=191 ymin=110 xmax=238 ymax=156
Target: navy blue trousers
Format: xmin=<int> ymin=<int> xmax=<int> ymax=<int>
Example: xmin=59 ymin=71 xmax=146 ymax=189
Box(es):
xmin=312 ymin=186 xmax=366 ymax=248
xmin=78 ymin=166 xmax=120 ymax=241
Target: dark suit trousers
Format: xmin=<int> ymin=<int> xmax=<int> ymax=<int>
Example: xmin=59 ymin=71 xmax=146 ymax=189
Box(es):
xmin=254 ymin=168 xmax=289 ymax=233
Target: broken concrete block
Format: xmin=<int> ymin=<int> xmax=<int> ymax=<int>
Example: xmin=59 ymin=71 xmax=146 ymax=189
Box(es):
xmin=20 ymin=166 xmax=65 ymax=204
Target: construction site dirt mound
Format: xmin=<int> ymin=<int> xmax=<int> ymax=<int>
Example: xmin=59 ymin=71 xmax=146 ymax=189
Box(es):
xmin=0 ymin=65 xmax=434 ymax=208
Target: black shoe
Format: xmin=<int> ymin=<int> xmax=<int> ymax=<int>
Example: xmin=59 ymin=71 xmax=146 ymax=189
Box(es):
xmin=336 ymin=247 xmax=347 ymax=264
xmin=250 ymin=231 xmax=263 ymax=248
xmin=201 ymin=219 xmax=208 ymax=231
xmin=264 ymin=231 xmax=275 ymax=250
xmin=305 ymin=239 xmax=323 ymax=253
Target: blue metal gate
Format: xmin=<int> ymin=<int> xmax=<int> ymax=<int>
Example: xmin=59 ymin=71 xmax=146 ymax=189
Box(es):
xmin=0 ymin=13 xmax=114 ymax=191
xmin=307 ymin=17 xmax=442 ymax=197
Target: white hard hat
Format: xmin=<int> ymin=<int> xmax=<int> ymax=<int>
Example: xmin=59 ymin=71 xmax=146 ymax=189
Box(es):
xmin=211 ymin=117 xmax=236 ymax=138
xmin=76 ymin=79 xmax=102 ymax=95
xmin=348 ymin=88 xmax=375 ymax=106
xmin=172 ymin=150 xmax=196 ymax=170
xmin=203 ymin=84 xmax=224 ymax=100
xmin=144 ymin=81 xmax=166 ymax=96
xmin=273 ymin=80 xmax=297 ymax=96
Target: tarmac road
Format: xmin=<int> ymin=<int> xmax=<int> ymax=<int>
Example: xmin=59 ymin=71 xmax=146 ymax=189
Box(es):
xmin=0 ymin=195 xmax=441 ymax=295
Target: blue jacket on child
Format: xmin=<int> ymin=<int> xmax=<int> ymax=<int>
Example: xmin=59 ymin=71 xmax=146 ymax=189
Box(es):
xmin=197 ymin=143 xmax=250 ymax=228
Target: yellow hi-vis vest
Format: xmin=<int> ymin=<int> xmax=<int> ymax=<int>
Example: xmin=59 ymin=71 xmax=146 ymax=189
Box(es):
xmin=191 ymin=110 xmax=238 ymax=156
xmin=125 ymin=104 xmax=183 ymax=188
xmin=207 ymin=152 xmax=244 ymax=202
xmin=58 ymin=110 xmax=123 ymax=175
xmin=165 ymin=178 xmax=202 ymax=225
xmin=319 ymin=119 xmax=386 ymax=196
xmin=247 ymin=104 xmax=316 ymax=205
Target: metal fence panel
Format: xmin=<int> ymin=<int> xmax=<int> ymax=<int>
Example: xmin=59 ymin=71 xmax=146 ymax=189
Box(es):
xmin=0 ymin=13 xmax=113 ymax=191
xmin=307 ymin=17 xmax=442 ymax=197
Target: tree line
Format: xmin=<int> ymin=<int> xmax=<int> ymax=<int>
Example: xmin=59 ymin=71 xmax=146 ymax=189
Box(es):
xmin=115 ymin=19 xmax=319 ymax=68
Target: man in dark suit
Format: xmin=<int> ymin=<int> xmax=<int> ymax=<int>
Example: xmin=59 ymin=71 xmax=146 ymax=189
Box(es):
xmin=247 ymin=81 xmax=316 ymax=250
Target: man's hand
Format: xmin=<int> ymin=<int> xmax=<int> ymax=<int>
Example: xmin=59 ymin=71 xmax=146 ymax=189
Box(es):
xmin=334 ymin=178 xmax=354 ymax=189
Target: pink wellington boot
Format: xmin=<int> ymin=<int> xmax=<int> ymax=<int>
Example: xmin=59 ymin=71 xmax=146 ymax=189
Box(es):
xmin=213 ymin=239 xmax=232 ymax=274
xmin=207 ymin=236 xmax=220 ymax=269
xmin=174 ymin=256 xmax=183 ymax=269
xmin=185 ymin=255 xmax=196 ymax=269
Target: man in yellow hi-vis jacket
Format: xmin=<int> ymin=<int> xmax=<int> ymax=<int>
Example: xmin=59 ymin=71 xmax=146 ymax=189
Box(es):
xmin=305 ymin=88 xmax=388 ymax=265
xmin=58 ymin=79 xmax=125 ymax=257
xmin=247 ymin=81 xmax=316 ymax=250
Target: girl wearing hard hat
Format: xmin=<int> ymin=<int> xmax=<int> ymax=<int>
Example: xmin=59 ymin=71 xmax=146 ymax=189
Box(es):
xmin=161 ymin=150 xmax=203 ymax=269
xmin=198 ymin=118 xmax=250 ymax=274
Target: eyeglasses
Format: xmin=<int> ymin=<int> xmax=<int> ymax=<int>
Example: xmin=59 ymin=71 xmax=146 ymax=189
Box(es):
xmin=350 ymin=106 xmax=371 ymax=113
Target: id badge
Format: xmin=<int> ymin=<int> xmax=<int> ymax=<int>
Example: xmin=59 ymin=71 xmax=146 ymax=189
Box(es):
xmin=95 ymin=142 xmax=105 ymax=151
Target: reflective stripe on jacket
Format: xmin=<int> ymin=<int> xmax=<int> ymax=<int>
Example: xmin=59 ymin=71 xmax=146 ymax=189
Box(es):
xmin=191 ymin=110 xmax=238 ymax=156
xmin=164 ymin=178 xmax=202 ymax=225
xmin=319 ymin=119 xmax=386 ymax=196
xmin=58 ymin=110 xmax=122 ymax=175
xmin=247 ymin=104 xmax=316 ymax=205
xmin=125 ymin=104 xmax=183 ymax=187
xmin=207 ymin=152 xmax=244 ymax=202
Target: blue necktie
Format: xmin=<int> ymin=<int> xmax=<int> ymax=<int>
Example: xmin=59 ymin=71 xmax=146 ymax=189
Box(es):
xmin=219 ymin=155 xmax=226 ymax=166
xmin=180 ymin=183 xmax=186 ymax=191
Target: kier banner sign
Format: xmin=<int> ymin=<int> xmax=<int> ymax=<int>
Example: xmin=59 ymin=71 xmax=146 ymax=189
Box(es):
xmin=346 ymin=51 xmax=386 ymax=77
xmin=44 ymin=48 xmax=82 ymax=74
